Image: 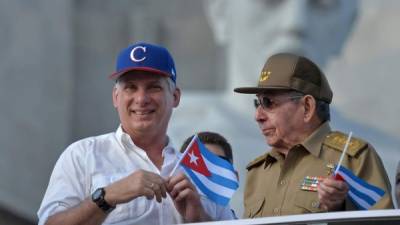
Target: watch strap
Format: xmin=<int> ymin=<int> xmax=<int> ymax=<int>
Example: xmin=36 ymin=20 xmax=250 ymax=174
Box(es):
xmin=92 ymin=187 xmax=115 ymax=213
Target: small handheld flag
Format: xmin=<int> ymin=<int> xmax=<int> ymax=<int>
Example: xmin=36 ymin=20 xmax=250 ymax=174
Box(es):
xmin=333 ymin=132 xmax=385 ymax=210
xmin=335 ymin=165 xmax=385 ymax=210
xmin=172 ymin=135 xmax=239 ymax=206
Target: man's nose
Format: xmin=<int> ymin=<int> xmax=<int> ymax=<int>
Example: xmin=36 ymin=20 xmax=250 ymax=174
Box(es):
xmin=134 ymin=88 xmax=150 ymax=105
xmin=255 ymin=105 xmax=267 ymax=122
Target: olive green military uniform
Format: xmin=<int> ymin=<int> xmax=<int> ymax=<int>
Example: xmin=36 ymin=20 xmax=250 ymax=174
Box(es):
xmin=244 ymin=122 xmax=394 ymax=218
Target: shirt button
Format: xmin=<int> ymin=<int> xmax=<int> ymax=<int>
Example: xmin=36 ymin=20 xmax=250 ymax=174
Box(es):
xmin=312 ymin=201 xmax=320 ymax=208
xmin=280 ymin=180 xmax=286 ymax=185
xmin=273 ymin=208 xmax=280 ymax=215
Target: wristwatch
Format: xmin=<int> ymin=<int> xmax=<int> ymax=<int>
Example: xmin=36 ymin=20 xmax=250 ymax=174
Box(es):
xmin=91 ymin=187 xmax=115 ymax=213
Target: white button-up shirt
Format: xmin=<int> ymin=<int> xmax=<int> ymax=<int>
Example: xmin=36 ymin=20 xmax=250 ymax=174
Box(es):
xmin=38 ymin=126 xmax=234 ymax=225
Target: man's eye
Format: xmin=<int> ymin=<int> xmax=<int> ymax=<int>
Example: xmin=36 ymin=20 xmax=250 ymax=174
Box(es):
xmin=150 ymin=85 xmax=162 ymax=90
xmin=124 ymin=84 xmax=135 ymax=90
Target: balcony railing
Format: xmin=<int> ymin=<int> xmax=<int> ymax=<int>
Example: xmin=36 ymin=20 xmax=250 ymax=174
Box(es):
xmin=185 ymin=209 xmax=400 ymax=225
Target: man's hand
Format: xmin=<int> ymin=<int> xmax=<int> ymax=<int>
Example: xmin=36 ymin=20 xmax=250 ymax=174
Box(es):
xmin=105 ymin=169 xmax=167 ymax=206
xmin=318 ymin=176 xmax=349 ymax=211
xmin=167 ymin=173 xmax=210 ymax=222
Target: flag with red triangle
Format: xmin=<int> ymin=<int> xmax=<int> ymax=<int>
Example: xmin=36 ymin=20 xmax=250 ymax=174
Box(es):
xmin=181 ymin=140 xmax=211 ymax=177
xmin=178 ymin=135 xmax=239 ymax=206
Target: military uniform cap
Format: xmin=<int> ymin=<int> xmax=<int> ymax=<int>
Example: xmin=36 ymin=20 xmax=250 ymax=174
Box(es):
xmin=234 ymin=53 xmax=333 ymax=104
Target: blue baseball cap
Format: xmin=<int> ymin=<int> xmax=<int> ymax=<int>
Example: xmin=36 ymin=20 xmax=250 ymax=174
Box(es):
xmin=109 ymin=42 xmax=177 ymax=84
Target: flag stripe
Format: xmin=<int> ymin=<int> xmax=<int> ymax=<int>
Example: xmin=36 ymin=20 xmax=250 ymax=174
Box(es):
xmin=348 ymin=191 xmax=369 ymax=210
xmin=208 ymin=172 xmax=239 ymax=189
xmin=183 ymin=163 xmax=238 ymax=190
xmin=338 ymin=170 xmax=382 ymax=202
xmin=199 ymin=140 xmax=236 ymax=171
xmin=337 ymin=167 xmax=384 ymax=200
xmin=348 ymin=185 xmax=376 ymax=207
xmin=183 ymin=167 xmax=230 ymax=205
xmin=184 ymin=165 xmax=236 ymax=197
xmin=203 ymin=157 xmax=237 ymax=182
xmin=338 ymin=166 xmax=385 ymax=196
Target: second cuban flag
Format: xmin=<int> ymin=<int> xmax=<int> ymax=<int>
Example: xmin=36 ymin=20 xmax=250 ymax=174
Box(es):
xmin=335 ymin=165 xmax=385 ymax=210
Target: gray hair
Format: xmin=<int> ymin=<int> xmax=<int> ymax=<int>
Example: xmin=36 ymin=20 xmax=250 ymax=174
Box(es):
xmin=288 ymin=91 xmax=330 ymax=122
xmin=114 ymin=76 xmax=176 ymax=93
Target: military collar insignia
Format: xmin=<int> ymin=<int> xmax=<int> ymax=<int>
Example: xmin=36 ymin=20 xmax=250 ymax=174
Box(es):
xmin=246 ymin=152 xmax=270 ymax=171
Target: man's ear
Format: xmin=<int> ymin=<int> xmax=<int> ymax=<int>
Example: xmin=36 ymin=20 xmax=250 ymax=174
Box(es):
xmin=303 ymin=95 xmax=316 ymax=122
xmin=172 ymin=87 xmax=181 ymax=108
xmin=203 ymin=0 xmax=231 ymax=45
xmin=112 ymin=86 xmax=119 ymax=108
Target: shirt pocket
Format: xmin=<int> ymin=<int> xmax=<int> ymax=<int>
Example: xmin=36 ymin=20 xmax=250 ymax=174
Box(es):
xmin=90 ymin=173 xmax=150 ymax=224
xmin=244 ymin=196 xmax=265 ymax=218
xmin=294 ymin=190 xmax=325 ymax=214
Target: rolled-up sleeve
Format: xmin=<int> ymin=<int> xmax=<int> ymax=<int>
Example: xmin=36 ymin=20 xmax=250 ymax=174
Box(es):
xmin=37 ymin=142 xmax=87 ymax=225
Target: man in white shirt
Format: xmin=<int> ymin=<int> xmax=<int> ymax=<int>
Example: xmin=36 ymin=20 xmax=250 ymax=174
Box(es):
xmin=38 ymin=42 xmax=234 ymax=224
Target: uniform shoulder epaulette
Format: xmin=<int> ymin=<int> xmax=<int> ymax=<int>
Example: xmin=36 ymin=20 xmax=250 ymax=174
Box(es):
xmin=323 ymin=131 xmax=368 ymax=157
xmin=246 ymin=153 xmax=268 ymax=171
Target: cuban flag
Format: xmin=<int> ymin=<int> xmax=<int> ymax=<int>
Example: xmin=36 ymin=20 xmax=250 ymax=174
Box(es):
xmin=335 ymin=165 xmax=385 ymax=210
xmin=179 ymin=135 xmax=239 ymax=206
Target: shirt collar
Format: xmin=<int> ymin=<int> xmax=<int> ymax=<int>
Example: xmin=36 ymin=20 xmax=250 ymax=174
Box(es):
xmin=115 ymin=125 xmax=177 ymax=156
xmin=265 ymin=122 xmax=331 ymax=166
xmin=301 ymin=121 xmax=331 ymax=158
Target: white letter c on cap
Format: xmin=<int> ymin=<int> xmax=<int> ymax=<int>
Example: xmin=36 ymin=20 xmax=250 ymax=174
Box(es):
xmin=130 ymin=46 xmax=146 ymax=62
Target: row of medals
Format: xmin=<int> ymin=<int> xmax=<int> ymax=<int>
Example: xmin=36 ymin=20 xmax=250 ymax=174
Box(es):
xmin=301 ymin=164 xmax=335 ymax=192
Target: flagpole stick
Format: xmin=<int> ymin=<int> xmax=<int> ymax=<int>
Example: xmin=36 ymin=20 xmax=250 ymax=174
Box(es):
xmin=334 ymin=131 xmax=353 ymax=175
xmin=169 ymin=134 xmax=198 ymax=177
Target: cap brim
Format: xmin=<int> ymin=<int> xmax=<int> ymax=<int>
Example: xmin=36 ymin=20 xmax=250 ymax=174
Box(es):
xmin=109 ymin=67 xmax=171 ymax=80
xmin=234 ymin=86 xmax=293 ymax=94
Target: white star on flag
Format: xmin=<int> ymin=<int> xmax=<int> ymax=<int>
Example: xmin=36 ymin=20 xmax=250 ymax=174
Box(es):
xmin=188 ymin=151 xmax=198 ymax=165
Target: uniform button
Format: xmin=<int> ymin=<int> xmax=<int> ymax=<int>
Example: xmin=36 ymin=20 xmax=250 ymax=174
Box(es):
xmin=280 ymin=180 xmax=287 ymax=185
xmin=311 ymin=201 xmax=320 ymax=208
xmin=273 ymin=208 xmax=280 ymax=215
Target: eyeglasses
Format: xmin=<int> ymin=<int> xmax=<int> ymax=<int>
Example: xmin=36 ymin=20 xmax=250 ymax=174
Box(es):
xmin=254 ymin=95 xmax=303 ymax=110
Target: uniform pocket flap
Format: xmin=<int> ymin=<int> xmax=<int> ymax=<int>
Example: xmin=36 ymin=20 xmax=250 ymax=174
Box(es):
xmin=294 ymin=190 xmax=324 ymax=213
xmin=245 ymin=197 xmax=265 ymax=218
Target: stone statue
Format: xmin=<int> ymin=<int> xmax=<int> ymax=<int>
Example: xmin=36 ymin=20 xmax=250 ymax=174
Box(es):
xmin=169 ymin=0 xmax=399 ymax=216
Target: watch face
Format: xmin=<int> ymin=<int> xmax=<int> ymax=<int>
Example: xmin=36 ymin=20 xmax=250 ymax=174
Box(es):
xmin=92 ymin=188 xmax=104 ymax=201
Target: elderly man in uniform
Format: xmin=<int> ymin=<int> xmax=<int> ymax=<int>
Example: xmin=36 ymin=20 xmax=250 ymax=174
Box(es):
xmin=37 ymin=42 xmax=237 ymax=225
xmin=234 ymin=53 xmax=394 ymax=217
